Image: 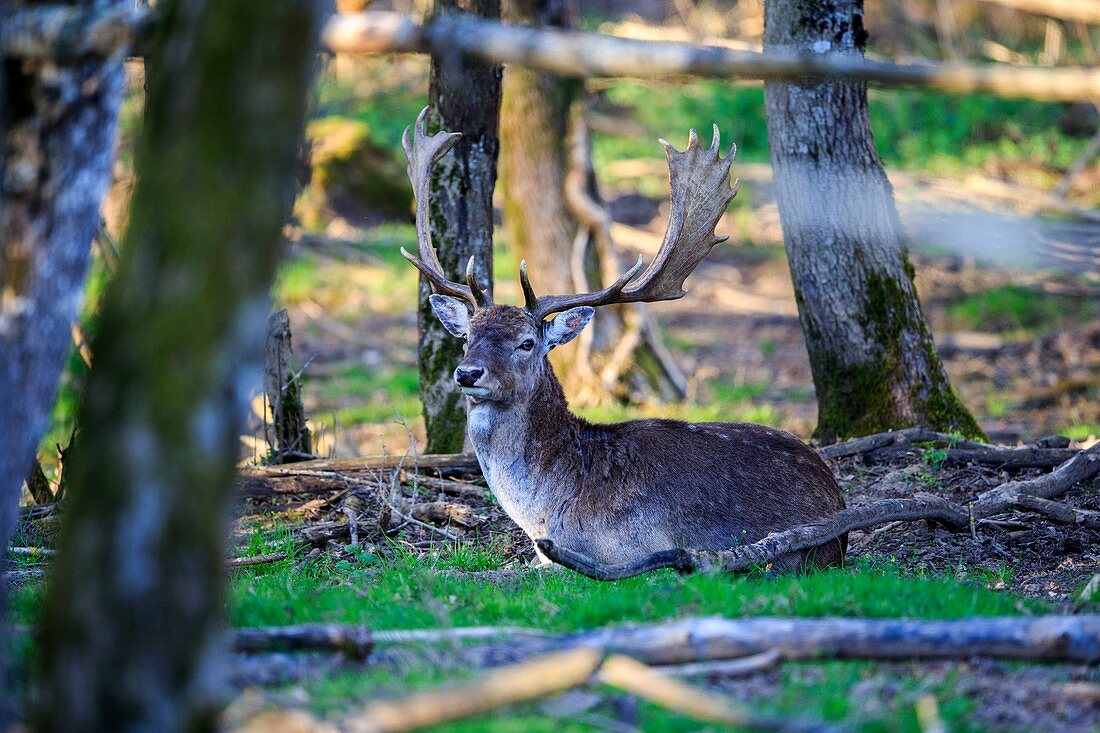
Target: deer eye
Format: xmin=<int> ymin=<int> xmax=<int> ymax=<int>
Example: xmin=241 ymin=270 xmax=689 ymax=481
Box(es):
xmin=517 ymin=338 xmax=535 ymax=351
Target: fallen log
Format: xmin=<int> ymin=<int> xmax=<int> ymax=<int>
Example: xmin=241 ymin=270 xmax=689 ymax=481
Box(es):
xmin=543 ymin=443 xmax=1100 ymax=580
xmin=1009 ymin=495 xmax=1100 ymax=529
xmin=528 ymin=615 xmax=1100 ymax=665
xmin=231 ymin=624 xmax=374 ymax=659
xmin=244 ymin=453 xmax=480 ymax=478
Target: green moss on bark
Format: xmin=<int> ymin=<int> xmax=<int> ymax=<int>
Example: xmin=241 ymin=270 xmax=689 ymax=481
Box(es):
xmin=809 ymin=269 xmax=985 ymax=444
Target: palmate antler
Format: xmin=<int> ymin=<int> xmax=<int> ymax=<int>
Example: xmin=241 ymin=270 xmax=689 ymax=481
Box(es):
xmin=400 ymin=107 xmax=491 ymax=310
xmin=401 ymin=109 xmax=736 ymax=318
xmin=522 ymin=125 xmax=738 ymax=321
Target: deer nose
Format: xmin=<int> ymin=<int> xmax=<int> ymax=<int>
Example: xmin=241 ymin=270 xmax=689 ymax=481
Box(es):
xmin=455 ymin=366 xmax=484 ymax=388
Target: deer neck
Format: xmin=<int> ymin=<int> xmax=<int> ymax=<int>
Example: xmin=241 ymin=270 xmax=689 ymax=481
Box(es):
xmin=465 ymin=363 xmax=581 ymax=537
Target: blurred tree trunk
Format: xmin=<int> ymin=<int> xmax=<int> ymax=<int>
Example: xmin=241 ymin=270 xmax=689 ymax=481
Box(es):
xmin=0 ymin=1 xmax=125 ymax=708
xmin=37 ymin=0 xmax=319 ymax=729
xmin=500 ymin=0 xmax=685 ymax=406
xmin=763 ymin=0 xmax=983 ymax=443
xmin=420 ymin=0 xmax=503 ymax=453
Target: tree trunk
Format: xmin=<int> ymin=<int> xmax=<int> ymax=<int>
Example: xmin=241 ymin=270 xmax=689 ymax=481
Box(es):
xmin=763 ymin=0 xmax=983 ymax=443
xmin=419 ymin=0 xmax=503 ymax=453
xmin=0 ymin=2 xmax=125 ymax=713
xmin=499 ymin=0 xmax=685 ymax=406
xmin=0 ymin=0 xmax=124 ymax=558
xmin=37 ymin=1 xmax=319 ymax=729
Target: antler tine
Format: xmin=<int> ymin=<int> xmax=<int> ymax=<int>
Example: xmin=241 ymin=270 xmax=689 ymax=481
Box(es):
xmin=618 ymin=125 xmax=736 ymax=302
xmin=519 ymin=260 xmax=538 ymax=312
xmin=402 ymin=107 xmax=482 ymax=308
xmin=527 ymin=126 xmax=737 ymax=321
xmin=528 ymin=255 xmax=644 ymax=322
xmin=466 ymin=256 xmax=492 ymax=308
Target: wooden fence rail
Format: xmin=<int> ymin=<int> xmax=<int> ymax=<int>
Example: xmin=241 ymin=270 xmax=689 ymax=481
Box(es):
xmin=4 ymin=8 xmax=1100 ymax=102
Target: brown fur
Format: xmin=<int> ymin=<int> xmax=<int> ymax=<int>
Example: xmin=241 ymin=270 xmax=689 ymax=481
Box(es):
xmin=445 ymin=304 xmax=847 ymax=571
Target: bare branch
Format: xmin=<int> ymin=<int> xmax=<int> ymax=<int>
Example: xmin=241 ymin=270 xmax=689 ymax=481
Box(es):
xmin=325 ymin=12 xmax=1100 ymax=103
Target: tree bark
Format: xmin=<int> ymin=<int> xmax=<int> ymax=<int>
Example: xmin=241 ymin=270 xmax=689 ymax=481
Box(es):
xmin=763 ymin=0 xmax=983 ymax=443
xmin=0 ymin=0 xmax=124 ymax=555
xmin=0 ymin=1 xmax=125 ymax=713
xmin=36 ymin=0 xmax=319 ymax=729
xmin=419 ymin=0 xmax=503 ymax=454
xmin=499 ymin=0 xmax=685 ymax=406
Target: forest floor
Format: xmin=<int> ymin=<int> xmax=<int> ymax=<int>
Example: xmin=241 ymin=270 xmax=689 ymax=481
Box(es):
xmin=12 ymin=48 xmax=1100 ymax=733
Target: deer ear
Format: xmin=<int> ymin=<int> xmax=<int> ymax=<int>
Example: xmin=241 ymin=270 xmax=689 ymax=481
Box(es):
xmin=429 ymin=294 xmax=470 ymax=339
xmin=544 ymin=307 xmax=594 ymax=352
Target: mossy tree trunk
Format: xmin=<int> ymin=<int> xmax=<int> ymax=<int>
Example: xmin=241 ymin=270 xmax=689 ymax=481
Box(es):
xmin=763 ymin=0 xmax=983 ymax=443
xmin=37 ymin=1 xmax=319 ymax=729
xmin=420 ymin=0 xmax=503 ymax=453
xmin=0 ymin=1 xmax=125 ymax=706
xmin=500 ymin=0 xmax=686 ymax=406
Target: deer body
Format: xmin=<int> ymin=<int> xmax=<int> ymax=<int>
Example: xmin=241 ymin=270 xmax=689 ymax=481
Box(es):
xmin=400 ymin=109 xmax=847 ymax=572
xmin=456 ymin=306 xmax=846 ymax=570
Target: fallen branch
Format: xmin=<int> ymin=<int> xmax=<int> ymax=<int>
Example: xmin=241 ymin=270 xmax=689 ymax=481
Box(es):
xmin=1009 ymin=495 xmax=1100 ymax=529
xmin=231 ymin=624 xmax=374 ymax=659
xmin=344 ymin=648 xmax=603 ymax=733
xmin=818 ymin=427 xmax=995 ymax=461
xmin=410 ymin=501 xmax=481 ymax=528
xmin=227 ymin=552 xmax=288 ymax=569
xmin=865 ymin=444 xmax=1081 ymax=470
xmin=244 ymin=453 xmax=480 ymax=478
xmin=537 ymin=615 xmax=1100 ymax=664
xmin=653 ymin=648 xmax=782 ymax=678
xmin=971 ymin=442 xmax=1100 ymax=517
xmin=596 ymin=653 xmax=816 ymax=732
xmin=538 ymin=493 xmax=968 ymax=580
xmin=544 ymin=443 xmax=1100 ymax=580
xmin=324 ymin=12 xmax=1100 ymax=102
xmin=7 ymin=546 xmax=56 ymax=557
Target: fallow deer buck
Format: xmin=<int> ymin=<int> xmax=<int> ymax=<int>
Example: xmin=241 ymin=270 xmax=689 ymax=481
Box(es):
xmin=401 ymin=108 xmax=846 ymax=572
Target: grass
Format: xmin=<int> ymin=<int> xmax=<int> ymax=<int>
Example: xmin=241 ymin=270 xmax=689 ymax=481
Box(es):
xmin=5 ymin=532 xmax=1049 ymax=730
xmin=945 ymin=284 xmax=1094 ymax=336
xmin=591 ymin=82 xmax=1092 ymax=192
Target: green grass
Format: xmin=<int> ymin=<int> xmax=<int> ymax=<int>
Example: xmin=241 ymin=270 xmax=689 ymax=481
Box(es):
xmin=592 ymin=82 xmax=1091 ymax=189
xmin=945 ymin=284 xmax=1094 ymax=335
xmin=6 ymin=541 xmax=1047 ymax=730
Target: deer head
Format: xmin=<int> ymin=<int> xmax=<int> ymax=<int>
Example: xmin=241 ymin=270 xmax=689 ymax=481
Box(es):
xmin=401 ymin=107 xmax=739 ymax=406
